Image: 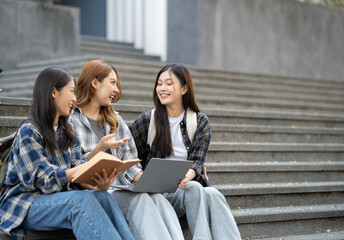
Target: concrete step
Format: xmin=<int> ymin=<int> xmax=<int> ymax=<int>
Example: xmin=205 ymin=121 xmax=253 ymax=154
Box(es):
xmin=80 ymin=46 xmax=161 ymax=61
xmin=9 ymin=55 xmax=344 ymax=95
xmin=81 ymin=35 xmax=141 ymax=52
xmin=81 ymin=41 xmax=144 ymax=54
xmin=2 ymin=75 xmax=343 ymax=110
xmin=250 ymin=230 xmax=344 ymax=240
xmin=1 ymin=85 xmax=343 ymax=113
xmin=234 ymin=203 xmax=344 ymax=239
xmin=2 ymin=97 xmax=344 ymax=128
xmin=209 ymin=124 xmax=344 ymax=143
xmin=2 ymin=67 xmax=343 ymax=104
xmin=2 ymin=116 xmax=343 ymax=143
xmin=215 ymin=181 xmax=344 ymax=209
xmin=87 ymin=54 xmax=344 ymax=93
xmin=9 ymin=52 xmax=344 ymax=93
xmin=3 ymin=59 xmax=343 ymax=103
xmin=207 ymin=161 xmax=344 ymax=184
xmin=119 ymin=89 xmax=344 ymax=113
xmin=207 ymin=142 xmax=344 ymax=162
xmin=2 ymin=58 xmax=343 ymax=102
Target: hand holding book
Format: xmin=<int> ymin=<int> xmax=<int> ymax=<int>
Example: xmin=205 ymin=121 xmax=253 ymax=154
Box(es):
xmin=79 ymin=168 xmax=121 ymax=191
xmin=71 ymin=151 xmax=141 ymax=186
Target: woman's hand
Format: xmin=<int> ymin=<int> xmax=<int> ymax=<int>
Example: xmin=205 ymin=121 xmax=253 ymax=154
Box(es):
xmin=178 ymin=169 xmax=196 ymax=189
xmin=81 ymin=168 xmax=121 ymax=191
xmin=178 ymin=176 xmax=189 ymax=189
xmin=87 ymin=134 xmax=130 ymax=161
xmin=98 ymin=134 xmax=130 ymax=151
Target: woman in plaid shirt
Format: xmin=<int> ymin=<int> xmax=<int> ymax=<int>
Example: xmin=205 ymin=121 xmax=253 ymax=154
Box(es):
xmin=69 ymin=60 xmax=184 ymax=240
xmin=129 ymin=64 xmax=241 ymax=240
xmin=0 ymin=67 xmax=134 ymax=240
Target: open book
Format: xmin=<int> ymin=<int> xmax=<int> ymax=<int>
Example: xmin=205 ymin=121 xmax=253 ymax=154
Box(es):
xmin=71 ymin=151 xmax=140 ymax=186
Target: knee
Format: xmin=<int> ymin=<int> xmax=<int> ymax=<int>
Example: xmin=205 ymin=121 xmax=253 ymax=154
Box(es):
xmin=130 ymin=193 xmax=153 ymax=208
xmin=185 ymin=181 xmax=203 ymax=191
xmin=185 ymin=181 xmax=204 ymax=196
xmin=92 ymin=189 xmax=113 ymax=201
xmin=150 ymin=193 xmax=169 ymax=206
xmin=204 ymin=187 xmax=226 ymax=203
xmin=149 ymin=193 xmax=165 ymax=202
xmin=66 ymin=191 xmax=101 ymax=212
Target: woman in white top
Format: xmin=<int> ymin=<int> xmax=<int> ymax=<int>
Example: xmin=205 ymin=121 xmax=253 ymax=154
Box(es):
xmin=129 ymin=64 xmax=241 ymax=240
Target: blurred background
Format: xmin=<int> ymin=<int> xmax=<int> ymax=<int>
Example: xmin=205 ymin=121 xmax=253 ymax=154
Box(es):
xmin=1 ymin=0 xmax=344 ymax=81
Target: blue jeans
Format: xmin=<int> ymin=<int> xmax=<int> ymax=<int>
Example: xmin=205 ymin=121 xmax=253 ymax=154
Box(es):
xmin=110 ymin=190 xmax=184 ymax=240
xmin=21 ymin=190 xmax=135 ymax=240
xmin=164 ymin=181 xmax=241 ymax=240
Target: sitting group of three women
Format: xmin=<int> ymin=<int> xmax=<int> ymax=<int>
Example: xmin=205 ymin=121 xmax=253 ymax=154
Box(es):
xmin=0 ymin=60 xmax=241 ymax=240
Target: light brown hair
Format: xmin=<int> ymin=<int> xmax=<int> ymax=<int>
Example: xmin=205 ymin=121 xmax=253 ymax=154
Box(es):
xmin=75 ymin=60 xmax=121 ymax=133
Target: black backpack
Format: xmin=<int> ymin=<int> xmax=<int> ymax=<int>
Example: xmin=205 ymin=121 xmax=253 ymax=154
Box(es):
xmin=0 ymin=132 xmax=17 ymax=196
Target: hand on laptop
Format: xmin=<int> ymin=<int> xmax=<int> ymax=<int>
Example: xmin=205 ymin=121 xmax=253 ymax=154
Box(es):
xmin=133 ymin=171 xmax=143 ymax=184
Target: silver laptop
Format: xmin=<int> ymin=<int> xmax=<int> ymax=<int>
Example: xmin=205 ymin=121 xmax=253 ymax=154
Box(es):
xmin=113 ymin=158 xmax=193 ymax=193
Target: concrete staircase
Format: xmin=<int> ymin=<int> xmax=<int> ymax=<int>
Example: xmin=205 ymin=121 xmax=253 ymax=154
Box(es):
xmin=1 ymin=36 xmax=344 ymax=239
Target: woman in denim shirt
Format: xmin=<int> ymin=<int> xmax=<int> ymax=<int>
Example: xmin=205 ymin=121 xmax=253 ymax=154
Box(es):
xmin=129 ymin=64 xmax=241 ymax=240
xmin=0 ymin=67 xmax=134 ymax=240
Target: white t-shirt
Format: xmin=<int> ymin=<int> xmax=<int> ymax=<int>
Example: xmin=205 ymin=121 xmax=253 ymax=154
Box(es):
xmin=166 ymin=112 xmax=188 ymax=161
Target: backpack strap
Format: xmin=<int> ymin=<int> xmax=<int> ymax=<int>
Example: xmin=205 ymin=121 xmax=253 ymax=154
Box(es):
xmin=147 ymin=109 xmax=156 ymax=148
xmin=147 ymin=108 xmax=198 ymax=147
xmin=186 ymin=109 xmax=197 ymax=143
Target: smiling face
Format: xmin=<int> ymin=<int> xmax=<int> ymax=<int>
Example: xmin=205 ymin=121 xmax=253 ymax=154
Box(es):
xmin=52 ymin=80 xmax=76 ymax=124
xmin=156 ymin=70 xmax=187 ymax=108
xmin=92 ymin=70 xmax=119 ymax=107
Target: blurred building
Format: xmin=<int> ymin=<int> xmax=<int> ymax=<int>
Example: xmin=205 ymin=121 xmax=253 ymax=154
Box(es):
xmin=1 ymin=0 xmax=344 ymax=81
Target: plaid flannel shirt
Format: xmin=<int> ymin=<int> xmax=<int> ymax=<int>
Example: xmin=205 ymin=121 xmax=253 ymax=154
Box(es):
xmin=69 ymin=107 xmax=141 ymax=186
xmin=0 ymin=123 xmax=84 ymax=240
xmin=129 ymin=110 xmax=211 ymax=180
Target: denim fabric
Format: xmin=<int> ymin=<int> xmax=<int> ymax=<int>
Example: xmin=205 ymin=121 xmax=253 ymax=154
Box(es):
xmin=164 ymin=181 xmax=241 ymax=240
xmin=110 ymin=190 xmax=184 ymax=240
xmin=21 ymin=190 xmax=134 ymax=240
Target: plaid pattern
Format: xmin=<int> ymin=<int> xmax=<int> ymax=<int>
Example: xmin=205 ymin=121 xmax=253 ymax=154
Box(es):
xmin=69 ymin=107 xmax=141 ymax=186
xmin=0 ymin=123 xmax=84 ymax=240
xmin=129 ymin=110 xmax=211 ymax=179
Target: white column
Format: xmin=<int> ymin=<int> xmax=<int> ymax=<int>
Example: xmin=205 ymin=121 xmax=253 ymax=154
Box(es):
xmin=124 ymin=0 xmax=134 ymax=43
xmin=134 ymin=0 xmax=144 ymax=49
xmin=143 ymin=0 xmax=167 ymax=61
xmin=115 ymin=0 xmax=125 ymax=42
xmin=106 ymin=0 xmax=116 ymax=41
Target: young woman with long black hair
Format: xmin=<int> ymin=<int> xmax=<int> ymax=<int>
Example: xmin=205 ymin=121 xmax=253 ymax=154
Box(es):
xmin=129 ymin=64 xmax=241 ymax=240
xmin=0 ymin=67 xmax=134 ymax=240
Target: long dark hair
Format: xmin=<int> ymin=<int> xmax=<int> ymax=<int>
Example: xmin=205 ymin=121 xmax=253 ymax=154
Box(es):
xmin=75 ymin=60 xmax=121 ymax=133
xmin=31 ymin=67 xmax=76 ymax=154
xmin=152 ymin=64 xmax=200 ymax=156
